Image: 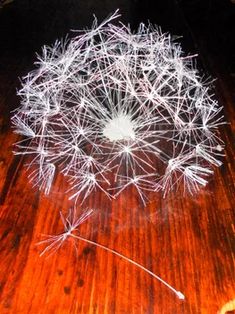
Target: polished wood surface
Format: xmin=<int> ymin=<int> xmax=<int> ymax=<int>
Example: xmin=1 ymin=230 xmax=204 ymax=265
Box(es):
xmin=0 ymin=3 xmax=235 ymax=314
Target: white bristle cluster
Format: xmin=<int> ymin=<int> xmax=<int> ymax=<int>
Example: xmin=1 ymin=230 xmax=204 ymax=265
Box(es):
xmin=12 ymin=11 xmax=225 ymax=204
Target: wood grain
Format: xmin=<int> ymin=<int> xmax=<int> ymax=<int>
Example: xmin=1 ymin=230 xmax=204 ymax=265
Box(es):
xmin=0 ymin=3 xmax=234 ymax=314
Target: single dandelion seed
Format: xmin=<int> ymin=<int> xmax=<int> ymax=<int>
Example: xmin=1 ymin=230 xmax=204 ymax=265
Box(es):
xmin=38 ymin=207 xmax=185 ymax=300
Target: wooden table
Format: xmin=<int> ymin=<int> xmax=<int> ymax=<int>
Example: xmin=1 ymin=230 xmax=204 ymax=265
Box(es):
xmin=0 ymin=4 xmax=234 ymax=314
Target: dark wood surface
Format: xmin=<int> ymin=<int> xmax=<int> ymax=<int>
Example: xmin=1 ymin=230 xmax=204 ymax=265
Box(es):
xmin=0 ymin=2 xmax=234 ymax=313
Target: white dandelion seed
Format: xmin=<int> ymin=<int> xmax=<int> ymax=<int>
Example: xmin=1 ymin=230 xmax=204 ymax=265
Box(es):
xmin=12 ymin=10 xmax=225 ymax=202
xmin=38 ymin=207 xmax=185 ymax=300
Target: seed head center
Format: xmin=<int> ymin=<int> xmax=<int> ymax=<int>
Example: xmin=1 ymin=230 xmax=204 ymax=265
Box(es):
xmin=103 ymin=114 xmax=135 ymax=141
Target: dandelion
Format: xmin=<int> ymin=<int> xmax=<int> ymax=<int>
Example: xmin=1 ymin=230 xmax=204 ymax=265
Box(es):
xmin=12 ymin=10 xmax=225 ymax=203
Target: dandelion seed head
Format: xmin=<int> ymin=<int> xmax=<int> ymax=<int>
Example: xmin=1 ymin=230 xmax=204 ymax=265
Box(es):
xmin=12 ymin=11 xmax=225 ymax=203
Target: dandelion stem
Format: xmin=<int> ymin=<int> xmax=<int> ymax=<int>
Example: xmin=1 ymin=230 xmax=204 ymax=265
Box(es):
xmin=71 ymin=233 xmax=185 ymax=300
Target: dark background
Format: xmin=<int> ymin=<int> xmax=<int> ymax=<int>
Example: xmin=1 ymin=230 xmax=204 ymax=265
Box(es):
xmin=0 ymin=0 xmax=234 ymax=109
